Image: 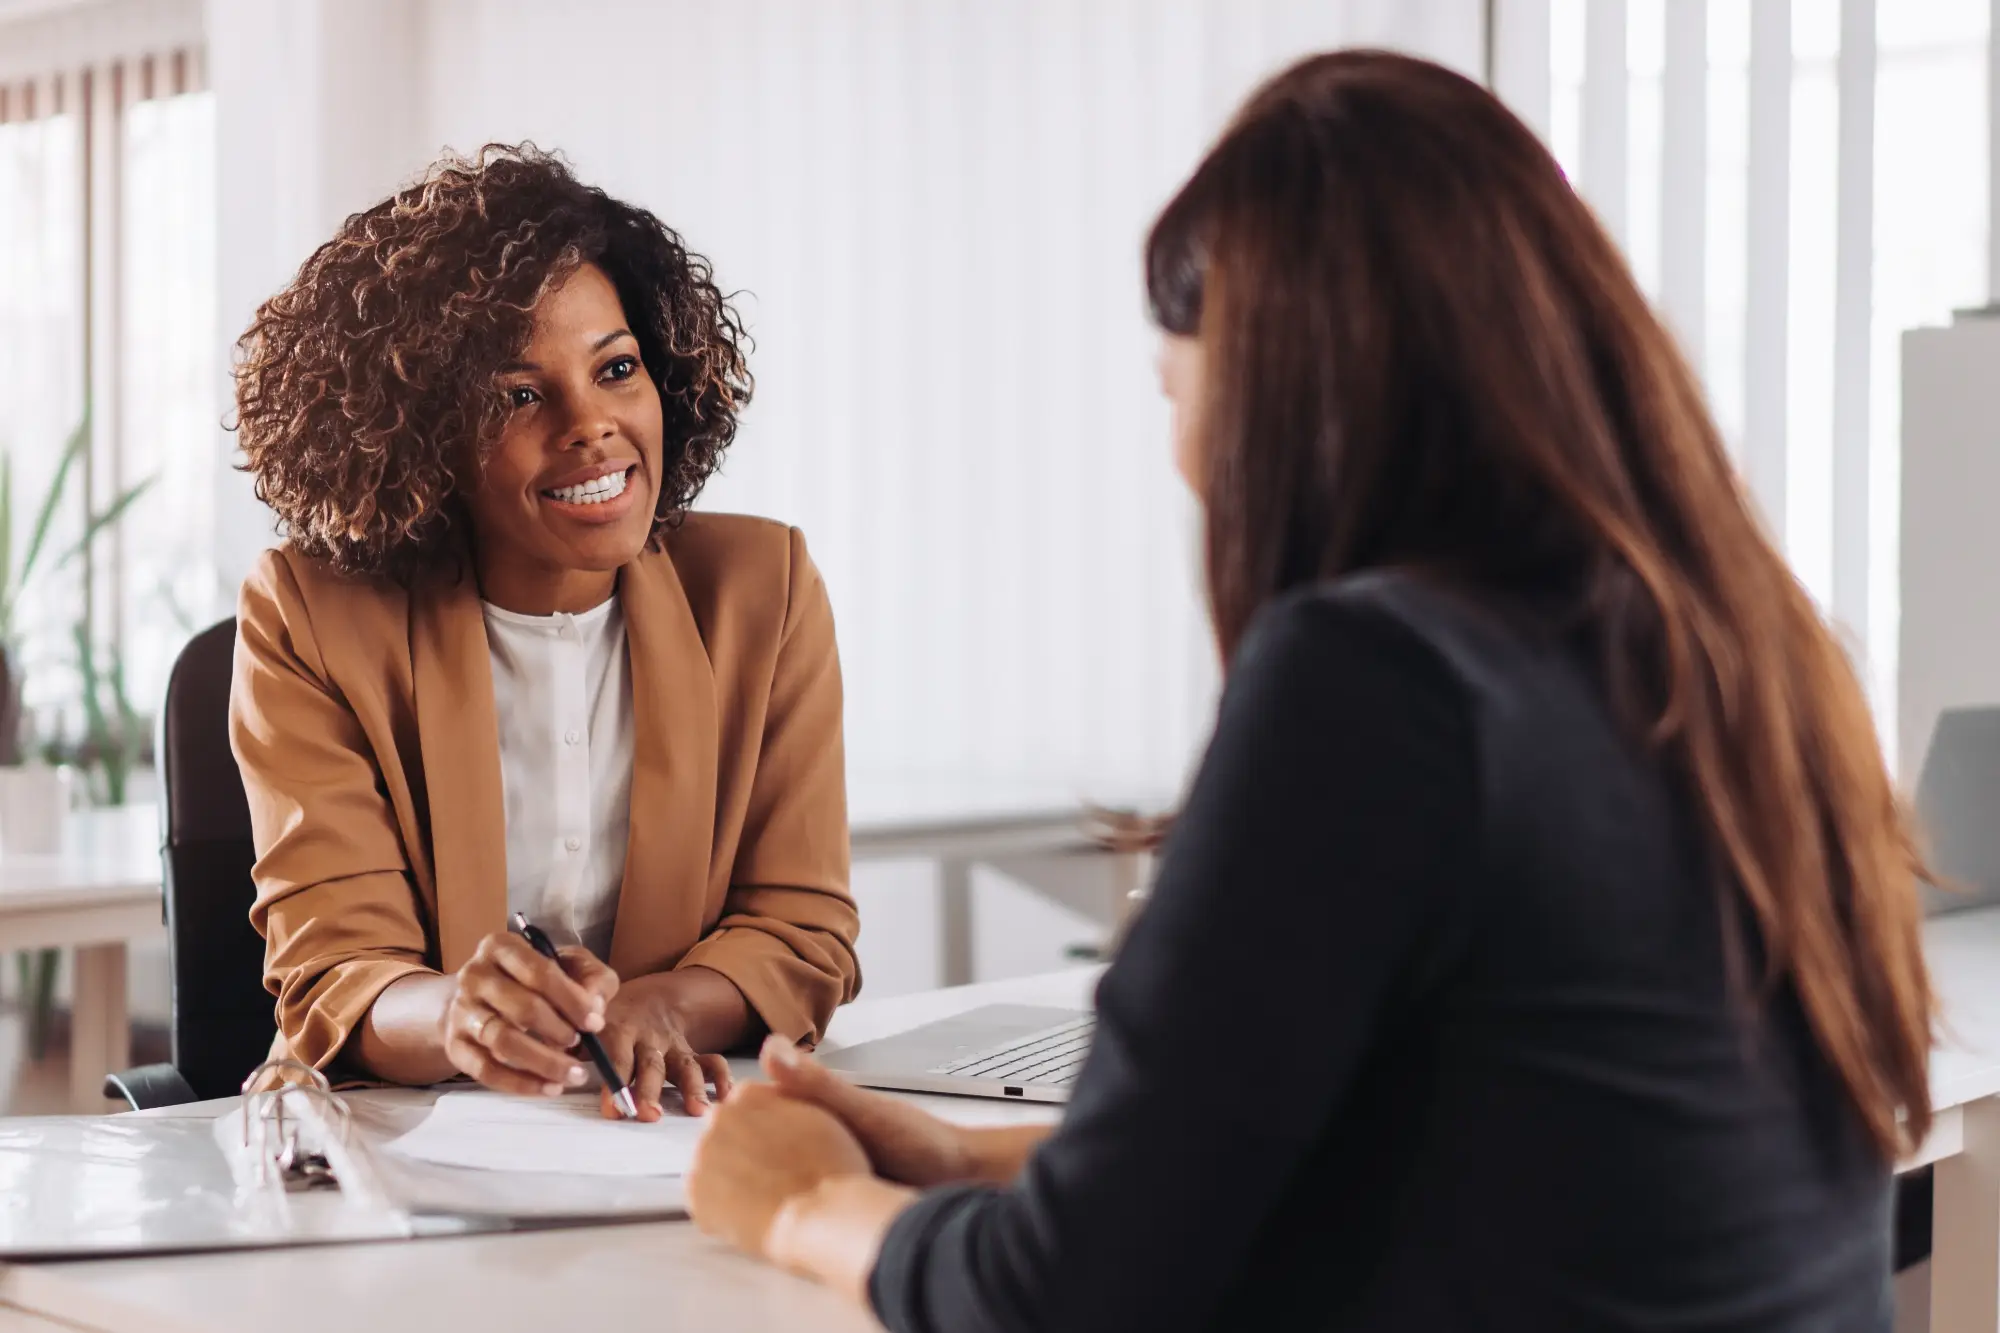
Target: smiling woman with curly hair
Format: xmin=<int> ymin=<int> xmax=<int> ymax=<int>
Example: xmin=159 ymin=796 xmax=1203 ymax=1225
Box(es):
xmin=229 ymin=146 xmax=858 ymax=1119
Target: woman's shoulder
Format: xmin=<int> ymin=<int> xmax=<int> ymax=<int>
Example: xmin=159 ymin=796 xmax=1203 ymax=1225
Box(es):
xmin=1232 ymin=571 xmax=1589 ymax=765
xmin=1263 ymin=570 xmax=1571 ymax=705
xmin=650 ymin=512 xmax=822 ymax=618
xmin=632 ymin=513 xmax=834 ymax=674
xmin=1234 ymin=578 xmax=1478 ymax=730
xmin=238 ymin=545 xmax=412 ymax=646
xmin=657 ymin=510 xmax=799 ymax=570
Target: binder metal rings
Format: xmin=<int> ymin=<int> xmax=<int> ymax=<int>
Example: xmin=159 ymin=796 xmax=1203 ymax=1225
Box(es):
xmin=238 ymin=1058 xmax=353 ymax=1191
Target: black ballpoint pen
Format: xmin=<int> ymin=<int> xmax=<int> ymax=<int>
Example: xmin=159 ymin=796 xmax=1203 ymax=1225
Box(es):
xmin=509 ymin=911 xmax=639 ymax=1119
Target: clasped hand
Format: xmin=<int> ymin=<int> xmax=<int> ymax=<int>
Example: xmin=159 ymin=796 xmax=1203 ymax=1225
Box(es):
xmin=686 ymin=1036 xmax=1018 ymax=1289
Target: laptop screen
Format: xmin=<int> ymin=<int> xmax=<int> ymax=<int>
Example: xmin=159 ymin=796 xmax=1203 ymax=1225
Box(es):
xmin=1915 ymin=706 xmax=2000 ymax=916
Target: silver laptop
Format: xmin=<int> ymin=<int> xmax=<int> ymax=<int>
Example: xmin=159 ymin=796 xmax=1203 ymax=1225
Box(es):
xmin=818 ymin=1004 xmax=1093 ymax=1103
xmin=1917 ymin=705 xmax=2000 ymax=916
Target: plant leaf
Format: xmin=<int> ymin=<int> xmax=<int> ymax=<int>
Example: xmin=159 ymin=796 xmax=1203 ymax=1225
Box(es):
xmin=110 ymin=646 xmax=139 ymax=734
xmin=53 ymin=475 xmax=155 ymax=574
xmin=19 ymin=415 xmax=87 ymax=592
xmin=75 ymin=623 xmax=107 ymax=732
xmin=107 ymin=648 xmax=136 ymax=805
xmin=0 ymin=451 xmax=14 ymax=639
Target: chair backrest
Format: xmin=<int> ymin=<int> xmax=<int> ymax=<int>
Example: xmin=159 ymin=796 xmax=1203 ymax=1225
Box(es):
xmin=158 ymin=617 xmax=272 ymax=1099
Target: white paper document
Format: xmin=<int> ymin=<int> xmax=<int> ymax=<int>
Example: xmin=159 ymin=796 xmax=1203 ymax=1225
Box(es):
xmin=383 ymin=1091 xmax=709 ymax=1177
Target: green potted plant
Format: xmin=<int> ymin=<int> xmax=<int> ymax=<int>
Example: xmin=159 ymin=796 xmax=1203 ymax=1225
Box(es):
xmin=0 ymin=416 xmax=154 ymax=753
xmin=0 ymin=415 xmax=153 ymax=1060
xmin=67 ymin=625 xmax=149 ymax=807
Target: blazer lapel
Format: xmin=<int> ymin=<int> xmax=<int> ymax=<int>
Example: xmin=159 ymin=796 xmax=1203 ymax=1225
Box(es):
xmin=609 ymin=552 xmax=719 ymax=977
xmin=411 ymin=554 xmax=510 ymax=972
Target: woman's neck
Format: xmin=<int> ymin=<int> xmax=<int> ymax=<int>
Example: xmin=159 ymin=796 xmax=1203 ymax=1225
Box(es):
xmin=474 ymin=558 xmax=618 ymax=617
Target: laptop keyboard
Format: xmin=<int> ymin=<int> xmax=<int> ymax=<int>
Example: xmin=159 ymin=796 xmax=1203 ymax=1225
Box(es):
xmin=930 ymin=1016 xmax=1096 ymax=1087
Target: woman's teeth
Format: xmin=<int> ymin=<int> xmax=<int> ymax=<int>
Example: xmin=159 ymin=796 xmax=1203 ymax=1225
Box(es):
xmin=546 ymin=470 xmax=629 ymax=505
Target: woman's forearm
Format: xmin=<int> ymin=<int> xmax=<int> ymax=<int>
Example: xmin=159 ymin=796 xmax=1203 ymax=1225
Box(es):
xmin=354 ymin=963 xmax=759 ymax=1087
xmin=959 ymin=1124 xmax=1055 ymax=1184
xmin=650 ymin=964 xmax=760 ymax=1051
xmin=355 ymin=964 xmax=753 ymax=1087
xmin=766 ymin=1175 xmax=919 ymax=1306
xmin=353 ymin=971 xmax=459 ymax=1085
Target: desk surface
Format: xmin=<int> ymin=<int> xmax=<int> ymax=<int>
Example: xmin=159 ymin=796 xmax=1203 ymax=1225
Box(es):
xmin=5 ymin=1211 xmax=873 ymax=1333
xmin=1 ymin=970 xmax=1094 ymax=1333
xmin=1924 ymin=907 xmax=2000 ymax=1112
xmin=12 ymin=910 xmax=2000 ymax=1333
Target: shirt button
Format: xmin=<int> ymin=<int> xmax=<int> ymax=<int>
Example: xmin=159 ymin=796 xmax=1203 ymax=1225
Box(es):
xmin=564 ymin=835 xmax=582 ymax=852
xmin=564 ymin=729 xmax=582 ymax=746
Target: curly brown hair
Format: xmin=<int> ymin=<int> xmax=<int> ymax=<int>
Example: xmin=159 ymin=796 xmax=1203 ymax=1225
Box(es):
xmin=234 ymin=144 xmax=751 ymax=580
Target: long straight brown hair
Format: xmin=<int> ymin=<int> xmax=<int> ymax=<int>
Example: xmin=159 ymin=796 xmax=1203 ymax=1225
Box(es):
xmin=1147 ymin=51 xmax=1932 ymax=1158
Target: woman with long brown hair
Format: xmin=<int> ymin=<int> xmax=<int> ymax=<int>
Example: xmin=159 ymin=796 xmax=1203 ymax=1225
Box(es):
xmin=683 ymin=51 xmax=1930 ymax=1330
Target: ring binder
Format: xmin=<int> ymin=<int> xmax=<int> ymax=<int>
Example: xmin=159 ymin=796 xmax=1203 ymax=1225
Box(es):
xmin=237 ymin=1059 xmax=350 ymax=1193
xmin=0 ymin=1078 xmax=689 ymax=1259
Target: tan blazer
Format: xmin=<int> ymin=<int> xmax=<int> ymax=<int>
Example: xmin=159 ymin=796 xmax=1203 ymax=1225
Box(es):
xmin=230 ymin=513 xmax=860 ymax=1072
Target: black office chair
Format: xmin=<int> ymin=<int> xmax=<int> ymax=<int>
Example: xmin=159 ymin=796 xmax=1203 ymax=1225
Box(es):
xmin=104 ymin=618 xmax=274 ymax=1108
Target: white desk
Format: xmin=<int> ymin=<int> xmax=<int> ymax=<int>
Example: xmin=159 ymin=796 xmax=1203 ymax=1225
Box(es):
xmin=0 ymin=969 xmax=1093 ymax=1333
xmin=15 ymin=921 xmax=1992 ymax=1333
xmin=0 ymin=806 xmax=162 ymax=1112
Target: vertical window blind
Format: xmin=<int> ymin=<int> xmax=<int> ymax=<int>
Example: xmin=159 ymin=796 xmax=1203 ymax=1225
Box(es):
xmin=1497 ymin=0 xmax=1992 ymax=757
xmin=0 ymin=43 xmax=214 ymax=754
xmin=5 ymin=0 xmax=1991 ymax=792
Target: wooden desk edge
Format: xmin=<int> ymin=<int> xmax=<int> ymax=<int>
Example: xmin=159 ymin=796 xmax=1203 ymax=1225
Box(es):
xmin=1906 ymin=1103 xmax=1967 ymax=1173
xmin=0 ymin=900 xmax=164 ymax=952
xmin=1 ymin=1264 xmax=206 ymax=1333
xmin=0 ymin=1299 xmax=103 ymax=1333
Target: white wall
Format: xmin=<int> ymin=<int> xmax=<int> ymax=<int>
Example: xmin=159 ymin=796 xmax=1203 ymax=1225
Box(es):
xmin=398 ymin=0 xmax=1481 ymax=797
xmin=418 ymin=0 xmax=1224 ymax=798
xmin=206 ymin=0 xmax=431 ymax=591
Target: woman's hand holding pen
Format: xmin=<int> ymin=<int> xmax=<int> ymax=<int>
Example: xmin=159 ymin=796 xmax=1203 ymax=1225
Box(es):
xmin=441 ymin=932 xmax=618 ymax=1097
xmin=430 ymin=935 xmax=749 ymax=1115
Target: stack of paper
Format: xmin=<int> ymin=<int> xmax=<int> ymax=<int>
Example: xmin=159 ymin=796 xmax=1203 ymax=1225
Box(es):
xmin=383 ymin=1092 xmax=709 ymax=1177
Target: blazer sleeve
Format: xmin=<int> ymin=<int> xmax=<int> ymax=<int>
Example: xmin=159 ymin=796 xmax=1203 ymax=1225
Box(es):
xmin=232 ymin=553 xmax=436 ymax=1070
xmin=675 ymin=528 xmax=860 ymax=1044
